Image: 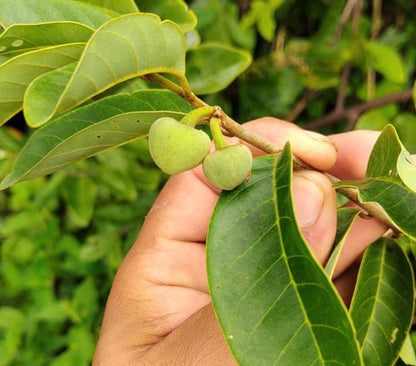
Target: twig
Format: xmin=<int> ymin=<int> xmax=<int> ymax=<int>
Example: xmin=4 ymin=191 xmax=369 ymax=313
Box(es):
xmin=304 ymin=88 xmax=413 ymax=130
xmin=330 ymin=0 xmax=358 ymax=45
xmin=286 ymin=90 xmax=318 ymax=122
xmin=335 ymin=62 xmax=351 ymax=112
xmin=148 ymin=72 xmax=403 ymax=235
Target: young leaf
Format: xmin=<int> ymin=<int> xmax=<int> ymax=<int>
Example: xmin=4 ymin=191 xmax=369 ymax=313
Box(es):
xmin=0 ymin=0 xmax=111 ymax=29
xmin=350 ymin=238 xmax=414 ymax=366
xmin=76 ymin=0 xmax=139 ymax=14
xmin=207 ymin=147 xmax=362 ymax=366
xmin=325 ymin=207 xmax=360 ymax=278
xmin=0 ymin=90 xmax=193 ymax=190
xmin=0 ymin=44 xmax=85 ymax=125
xmin=23 ymin=63 xmax=77 ymax=127
xmin=366 ymin=124 xmax=404 ymax=179
xmin=397 ymin=150 xmax=416 ymax=193
xmin=52 ymin=13 xmax=186 ymax=117
xmin=136 ymin=0 xmax=197 ymax=32
xmin=0 ymin=22 xmax=94 ymax=58
xmin=186 ymin=43 xmax=252 ymax=94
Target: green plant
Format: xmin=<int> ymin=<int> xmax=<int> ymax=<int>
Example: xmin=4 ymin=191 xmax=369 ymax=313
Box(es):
xmin=1 ymin=0 xmax=416 ymax=365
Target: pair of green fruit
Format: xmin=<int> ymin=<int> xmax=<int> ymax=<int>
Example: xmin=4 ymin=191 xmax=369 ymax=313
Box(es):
xmin=148 ymin=116 xmax=253 ymax=190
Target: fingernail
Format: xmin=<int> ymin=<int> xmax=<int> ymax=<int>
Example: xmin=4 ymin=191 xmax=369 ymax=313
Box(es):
xmin=303 ymin=130 xmax=330 ymax=142
xmin=292 ymin=172 xmax=325 ymax=228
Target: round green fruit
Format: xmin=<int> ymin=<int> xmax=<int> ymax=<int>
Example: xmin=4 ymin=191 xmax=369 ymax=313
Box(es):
xmin=203 ymin=144 xmax=253 ymax=190
xmin=148 ymin=117 xmax=211 ymax=175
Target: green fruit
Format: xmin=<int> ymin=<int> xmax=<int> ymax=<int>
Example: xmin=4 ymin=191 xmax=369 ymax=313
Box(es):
xmin=148 ymin=117 xmax=211 ymax=175
xmin=203 ymin=144 xmax=253 ymax=190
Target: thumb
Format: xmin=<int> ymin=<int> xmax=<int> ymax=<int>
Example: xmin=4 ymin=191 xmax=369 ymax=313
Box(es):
xmin=292 ymin=170 xmax=337 ymax=264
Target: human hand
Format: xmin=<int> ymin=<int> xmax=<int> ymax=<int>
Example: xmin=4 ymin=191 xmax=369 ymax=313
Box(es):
xmin=93 ymin=118 xmax=387 ymax=366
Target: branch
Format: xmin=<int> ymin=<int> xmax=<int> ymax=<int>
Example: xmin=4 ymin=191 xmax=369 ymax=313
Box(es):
xmin=303 ymin=88 xmax=413 ymax=130
xmin=148 ymin=73 xmax=405 ymax=236
xmin=286 ymin=90 xmax=318 ymax=122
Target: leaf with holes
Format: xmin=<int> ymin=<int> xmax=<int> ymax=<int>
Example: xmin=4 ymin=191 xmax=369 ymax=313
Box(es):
xmin=0 ymin=43 xmax=85 ymax=125
xmin=0 ymin=22 xmax=94 ymax=60
xmin=207 ymin=146 xmax=362 ymax=366
xmin=0 ymin=0 xmax=111 ymax=29
xmin=350 ymin=238 xmax=414 ymax=366
xmin=0 ymin=90 xmax=193 ymax=190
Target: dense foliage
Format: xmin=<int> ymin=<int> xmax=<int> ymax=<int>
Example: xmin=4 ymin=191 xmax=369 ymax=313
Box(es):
xmin=0 ymin=0 xmax=416 ymax=365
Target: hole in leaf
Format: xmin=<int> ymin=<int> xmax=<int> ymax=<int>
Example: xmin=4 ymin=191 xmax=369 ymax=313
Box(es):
xmin=12 ymin=40 xmax=23 ymax=47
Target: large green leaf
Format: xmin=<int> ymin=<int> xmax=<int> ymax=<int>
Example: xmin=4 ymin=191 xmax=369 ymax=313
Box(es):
xmin=207 ymin=147 xmax=362 ymax=366
xmin=186 ymin=43 xmax=252 ymax=94
xmin=0 ymin=22 xmax=94 ymax=58
xmin=0 ymin=0 xmax=111 ymax=29
xmin=350 ymin=238 xmax=414 ymax=366
xmin=76 ymin=0 xmax=138 ymax=14
xmin=50 ymin=13 xmax=186 ymax=119
xmin=23 ymin=63 xmax=77 ymax=127
xmin=325 ymin=207 xmax=360 ymax=278
xmin=0 ymin=43 xmax=85 ymax=125
xmin=136 ymin=0 xmax=197 ymax=32
xmin=0 ymin=90 xmax=193 ymax=190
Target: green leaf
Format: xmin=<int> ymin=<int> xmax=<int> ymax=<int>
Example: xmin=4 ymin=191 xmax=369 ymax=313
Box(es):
xmin=399 ymin=334 xmax=416 ymax=366
xmin=0 ymin=43 xmax=85 ymax=125
xmin=77 ymin=0 xmax=138 ymax=14
xmin=0 ymin=22 xmax=93 ymax=60
xmin=355 ymin=109 xmax=392 ymax=132
xmin=186 ymin=43 xmax=252 ymax=94
xmin=51 ymin=13 xmax=186 ymax=118
xmin=365 ymin=124 xmax=416 ymax=193
xmin=0 ymin=90 xmax=193 ymax=190
xmin=0 ymin=0 xmax=112 ymax=29
xmin=364 ymin=41 xmax=406 ymax=84
xmin=23 ymin=63 xmax=77 ymax=127
xmin=325 ymin=207 xmax=360 ymax=278
xmin=62 ymin=176 xmax=97 ymax=228
xmin=136 ymin=0 xmax=197 ymax=32
xmin=366 ymin=125 xmax=404 ymax=179
xmin=393 ymin=113 xmax=416 ymax=153
xmin=334 ymin=178 xmax=416 ymax=240
xmin=397 ymin=150 xmax=416 ymax=193
xmin=0 ymin=307 xmax=25 ymax=364
xmin=350 ymin=238 xmax=414 ymax=366
xmin=207 ymin=147 xmax=362 ymax=366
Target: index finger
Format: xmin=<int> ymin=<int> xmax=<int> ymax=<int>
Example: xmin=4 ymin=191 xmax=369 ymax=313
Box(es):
xmin=328 ymin=130 xmax=380 ymax=179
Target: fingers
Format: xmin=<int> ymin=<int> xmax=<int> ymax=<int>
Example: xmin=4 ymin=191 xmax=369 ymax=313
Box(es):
xmin=142 ymin=169 xmax=218 ymax=243
xmin=328 ymin=130 xmax=388 ymax=278
xmin=242 ymin=118 xmax=338 ymax=170
xmin=328 ymin=130 xmax=380 ymax=179
xmin=292 ymin=170 xmax=337 ymax=264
